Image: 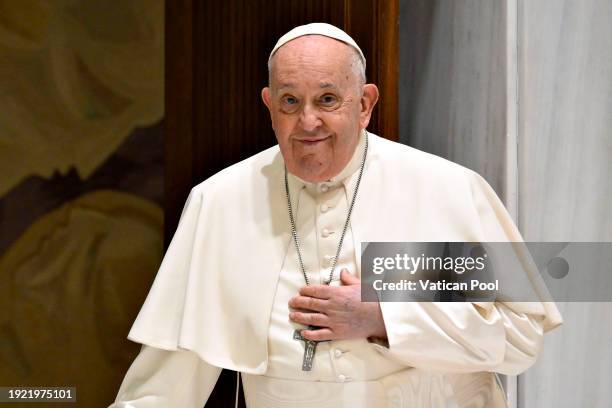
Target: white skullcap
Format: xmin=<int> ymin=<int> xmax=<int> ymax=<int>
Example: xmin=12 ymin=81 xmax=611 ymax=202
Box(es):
xmin=268 ymin=22 xmax=366 ymax=69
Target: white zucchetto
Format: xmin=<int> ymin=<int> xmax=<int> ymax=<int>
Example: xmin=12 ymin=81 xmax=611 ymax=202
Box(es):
xmin=268 ymin=22 xmax=366 ymax=69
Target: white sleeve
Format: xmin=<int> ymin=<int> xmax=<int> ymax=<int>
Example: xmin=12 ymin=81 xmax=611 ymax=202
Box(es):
xmin=373 ymin=170 xmax=549 ymax=375
xmin=375 ymin=301 xmax=544 ymax=375
xmin=109 ymin=345 xmax=222 ymax=407
xmin=494 ymin=302 xmax=545 ymax=374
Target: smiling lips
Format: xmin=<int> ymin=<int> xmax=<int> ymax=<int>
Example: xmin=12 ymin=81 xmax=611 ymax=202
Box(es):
xmin=296 ymin=136 xmax=331 ymax=145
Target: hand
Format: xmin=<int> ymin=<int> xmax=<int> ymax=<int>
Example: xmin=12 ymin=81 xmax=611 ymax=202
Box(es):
xmin=288 ymin=268 xmax=388 ymax=342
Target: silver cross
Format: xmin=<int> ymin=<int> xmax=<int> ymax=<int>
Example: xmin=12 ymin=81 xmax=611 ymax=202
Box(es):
xmin=293 ymin=327 xmax=328 ymax=371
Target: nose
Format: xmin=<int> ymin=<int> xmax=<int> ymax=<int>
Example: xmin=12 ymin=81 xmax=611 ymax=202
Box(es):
xmin=298 ymin=104 xmax=322 ymax=132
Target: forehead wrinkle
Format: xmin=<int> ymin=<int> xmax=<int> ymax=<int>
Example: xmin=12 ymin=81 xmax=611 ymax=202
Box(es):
xmin=268 ymin=34 xmax=365 ymax=88
xmin=277 ymin=83 xmax=295 ymax=91
xmin=273 ymin=38 xmax=352 ymax=70
xmin=271 ymin=52 xmax=356 ymax=93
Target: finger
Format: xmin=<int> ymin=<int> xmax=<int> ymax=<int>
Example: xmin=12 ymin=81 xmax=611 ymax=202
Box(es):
xmin=340 ymin=268 xmax=360 ymax=285
xmin=288 ymin=296 xmax=328 ymax=312
xmin=299 ymin=285 xmax=332 ymax=299
xmin=289 ymin=312 xmax=330 ymax=327
xmin=302 ymin=328 xmax=335 ymax=341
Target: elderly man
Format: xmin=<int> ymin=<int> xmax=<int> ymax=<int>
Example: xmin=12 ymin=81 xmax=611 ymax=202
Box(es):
xmin=111 ymin=23 xmax=561 ymax=407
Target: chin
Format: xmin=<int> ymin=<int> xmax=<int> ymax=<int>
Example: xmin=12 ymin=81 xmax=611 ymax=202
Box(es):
xmin=294 ymin=157 xmax=333 ymax=182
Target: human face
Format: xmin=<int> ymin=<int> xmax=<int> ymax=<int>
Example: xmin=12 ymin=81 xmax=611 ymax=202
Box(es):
xmin=262 ymin=35 xmax=378 ymax=182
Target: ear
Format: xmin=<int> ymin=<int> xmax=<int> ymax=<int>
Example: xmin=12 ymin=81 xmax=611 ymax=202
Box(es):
xmin=261 ymin=87 xmax=275 ymax=128
xmin=359 ymin=84 xmax=379 ymax=129
xmin=261 ymin=87 xmax=272 ymax=110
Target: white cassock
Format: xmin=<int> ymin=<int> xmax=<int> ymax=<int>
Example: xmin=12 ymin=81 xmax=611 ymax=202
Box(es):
xmin=110 ymin=131 xmax=562 ymax=407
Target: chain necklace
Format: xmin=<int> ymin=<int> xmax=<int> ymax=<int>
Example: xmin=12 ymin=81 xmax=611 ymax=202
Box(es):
xmin=284 ymin=131 xmax=369 ymax=286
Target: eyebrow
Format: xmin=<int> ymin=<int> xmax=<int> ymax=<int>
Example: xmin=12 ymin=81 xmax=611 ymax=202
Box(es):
xmin=277 ymin=82 xmax=339 ymax=92
xmin=278 ymin=83 xmax=295 ymax=91
xmin=318 ymin=82 xmax=337 ymax=89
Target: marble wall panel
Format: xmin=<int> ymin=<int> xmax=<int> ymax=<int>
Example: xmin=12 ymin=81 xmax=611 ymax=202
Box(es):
xmin=400 ymin=0 xmax=612 ymax=406
xmin=399 ymin=0 xmax=507 ymax=196
xmin=517 ymin=0 xmax=612 ymax=407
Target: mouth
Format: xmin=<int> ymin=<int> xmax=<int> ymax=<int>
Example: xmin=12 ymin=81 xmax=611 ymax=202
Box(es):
xmin=295 ymin=135 xmax=331 ymax=145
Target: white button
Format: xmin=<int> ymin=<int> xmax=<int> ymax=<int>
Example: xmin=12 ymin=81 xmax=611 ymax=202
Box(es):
xmin=321 ymin=228 xmax=331 ymax=238
xmin=323 ymin=255 xmax=333 ymax=266
xmin=321 ymin=204 xmax=329 ymax=212
xmin=320 ymin=184 xmax=329 ymax=192
xmin=337 ymin=374 xmax=346 ymax=382
xmin=333 ymin=349 xmax=343 ymax=358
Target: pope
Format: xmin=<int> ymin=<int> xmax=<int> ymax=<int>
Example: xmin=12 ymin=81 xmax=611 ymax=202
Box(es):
xmin=110 ymin=23 xmax=561 ymax=408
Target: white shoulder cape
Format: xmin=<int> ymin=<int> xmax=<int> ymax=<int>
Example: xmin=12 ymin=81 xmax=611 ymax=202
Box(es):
xmin=128 ymin=134 xmax=562 ymax=374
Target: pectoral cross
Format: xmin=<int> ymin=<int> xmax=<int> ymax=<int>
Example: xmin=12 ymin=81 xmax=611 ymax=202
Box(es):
xmin=293 ymin=327 xmax=328 ymax=371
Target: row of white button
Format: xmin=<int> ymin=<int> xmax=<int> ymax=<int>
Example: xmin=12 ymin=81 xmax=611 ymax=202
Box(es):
xmin=313 ymin=181 xmax=349 ymax=383
xmin=320 ymin=199 xmax=333 ymax=237
xmin=333 ymin=348 xmax=347 ymax=382
xmin=320 ymin=181 xmax=343 ymax=383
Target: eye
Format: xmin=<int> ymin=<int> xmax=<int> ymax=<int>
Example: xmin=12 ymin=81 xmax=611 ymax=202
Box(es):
xmin=280 ymin=95 xmax=300 ymax=113
xmin=319 ymin=94 xmax=338 ymax=106
xmin=281 ymin=95 xmax=299 ymax=106
xmin=284 ymin=96 xmax=298 ymax=105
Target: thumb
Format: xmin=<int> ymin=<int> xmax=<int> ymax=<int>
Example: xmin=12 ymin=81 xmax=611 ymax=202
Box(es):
xmin=340 ymin=268 xmax=360 ymax=285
